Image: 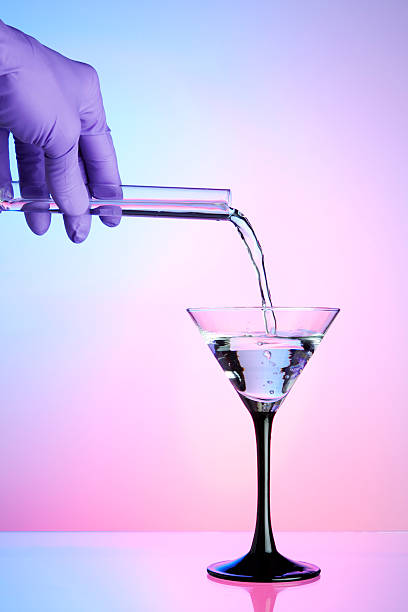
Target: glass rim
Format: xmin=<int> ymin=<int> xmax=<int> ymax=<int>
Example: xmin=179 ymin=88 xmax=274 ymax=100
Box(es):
xmin=187 ymin=306 xmax=340 ymax=313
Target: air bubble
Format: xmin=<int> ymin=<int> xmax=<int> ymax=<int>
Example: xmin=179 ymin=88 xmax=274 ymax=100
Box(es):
xmin=267 ymin=380 xmax=273 ymax=384
xmin=269 ymin=390 xmax=275 ymax=395
xmin=263 ymin=350 xmax=271 ymax=359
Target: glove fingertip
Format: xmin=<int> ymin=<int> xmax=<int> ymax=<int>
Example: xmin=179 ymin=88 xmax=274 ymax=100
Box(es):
xmin=64 ymin=213 xmax=92 ymax=244
xmin=24 ymin=211 xmax=52 ymax=236
xmin=0 ymin=184 xmax=14 ymax=202
xmin=70 ymin=232 xmax=88 ymax=244
xmin=100 ymin=216 xmax=121 ymax=228
xmin=92 ymin=204 xmax=122 ymax=228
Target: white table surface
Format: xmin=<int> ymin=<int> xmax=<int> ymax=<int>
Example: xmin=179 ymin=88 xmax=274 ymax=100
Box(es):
xmin=0 ymin=531 xmax=406 ymax=611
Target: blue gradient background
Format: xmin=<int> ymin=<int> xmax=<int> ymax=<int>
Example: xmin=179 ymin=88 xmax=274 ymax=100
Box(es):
xmin=0 ymin=1 xmax=407 ymax=531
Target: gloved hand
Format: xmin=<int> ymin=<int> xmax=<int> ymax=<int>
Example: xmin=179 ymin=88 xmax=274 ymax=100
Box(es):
xmin=0 ymin=20 xmax=122 ymax=243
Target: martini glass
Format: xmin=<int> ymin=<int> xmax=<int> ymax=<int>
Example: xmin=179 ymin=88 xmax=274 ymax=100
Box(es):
xmin=187 ymin=306 xmax=339 ymax=582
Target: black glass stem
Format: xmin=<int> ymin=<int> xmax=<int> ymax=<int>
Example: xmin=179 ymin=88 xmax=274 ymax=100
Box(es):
xmin=250 ymin=411 xmax=276 ymax=556
xmin=207 ymin=406 xmax=321 ymax=582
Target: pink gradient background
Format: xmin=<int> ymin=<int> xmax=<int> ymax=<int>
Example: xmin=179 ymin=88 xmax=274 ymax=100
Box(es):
xmin=1 ymin=0 xmax=407 ymax=531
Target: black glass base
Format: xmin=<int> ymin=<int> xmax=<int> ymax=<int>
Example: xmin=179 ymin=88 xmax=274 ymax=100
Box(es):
xmin=207 ymin=551 xmax=320 ymax=583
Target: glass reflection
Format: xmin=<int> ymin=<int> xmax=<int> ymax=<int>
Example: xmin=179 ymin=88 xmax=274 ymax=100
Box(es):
xmin=208 ymin=574 xmax=320 ymax=612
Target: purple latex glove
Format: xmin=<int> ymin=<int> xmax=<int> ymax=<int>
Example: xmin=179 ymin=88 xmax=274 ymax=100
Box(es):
xmin=0 ymin=20 xmax=122 ymax=243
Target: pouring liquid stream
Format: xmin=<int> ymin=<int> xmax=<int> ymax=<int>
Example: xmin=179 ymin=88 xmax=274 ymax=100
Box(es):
xmin=229 ymin=209 xmax=276 ymax=334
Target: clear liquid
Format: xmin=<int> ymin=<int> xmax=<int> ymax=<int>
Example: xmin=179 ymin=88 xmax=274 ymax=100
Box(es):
xmin=205 ymin=333 xmax=322 ymax=403
xmin=229 ymin=211 xmax=272 ymax=308
xmin=229 ymin=210 xmax=276 ymax=333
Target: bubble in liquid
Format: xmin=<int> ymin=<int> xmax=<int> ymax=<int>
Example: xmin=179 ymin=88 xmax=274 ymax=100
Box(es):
xmin=269 ymin=390 xmax=275 ymax=395
xmin=257 ymin=341 xmax=264 ymax=346
xmin=263 ymin=350 xmax=271 ymax=359
xmin=267 ymin=380 xmax=273 ymax=384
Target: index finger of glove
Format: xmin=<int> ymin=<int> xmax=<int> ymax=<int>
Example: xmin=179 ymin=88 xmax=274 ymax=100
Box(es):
xmin=79 ymin=133 xmax=122 ymax=227
xmin=79 ymin=133 xmax=122 ymax=199
xmin=77 ymin=64 xmax=122 ymax=226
